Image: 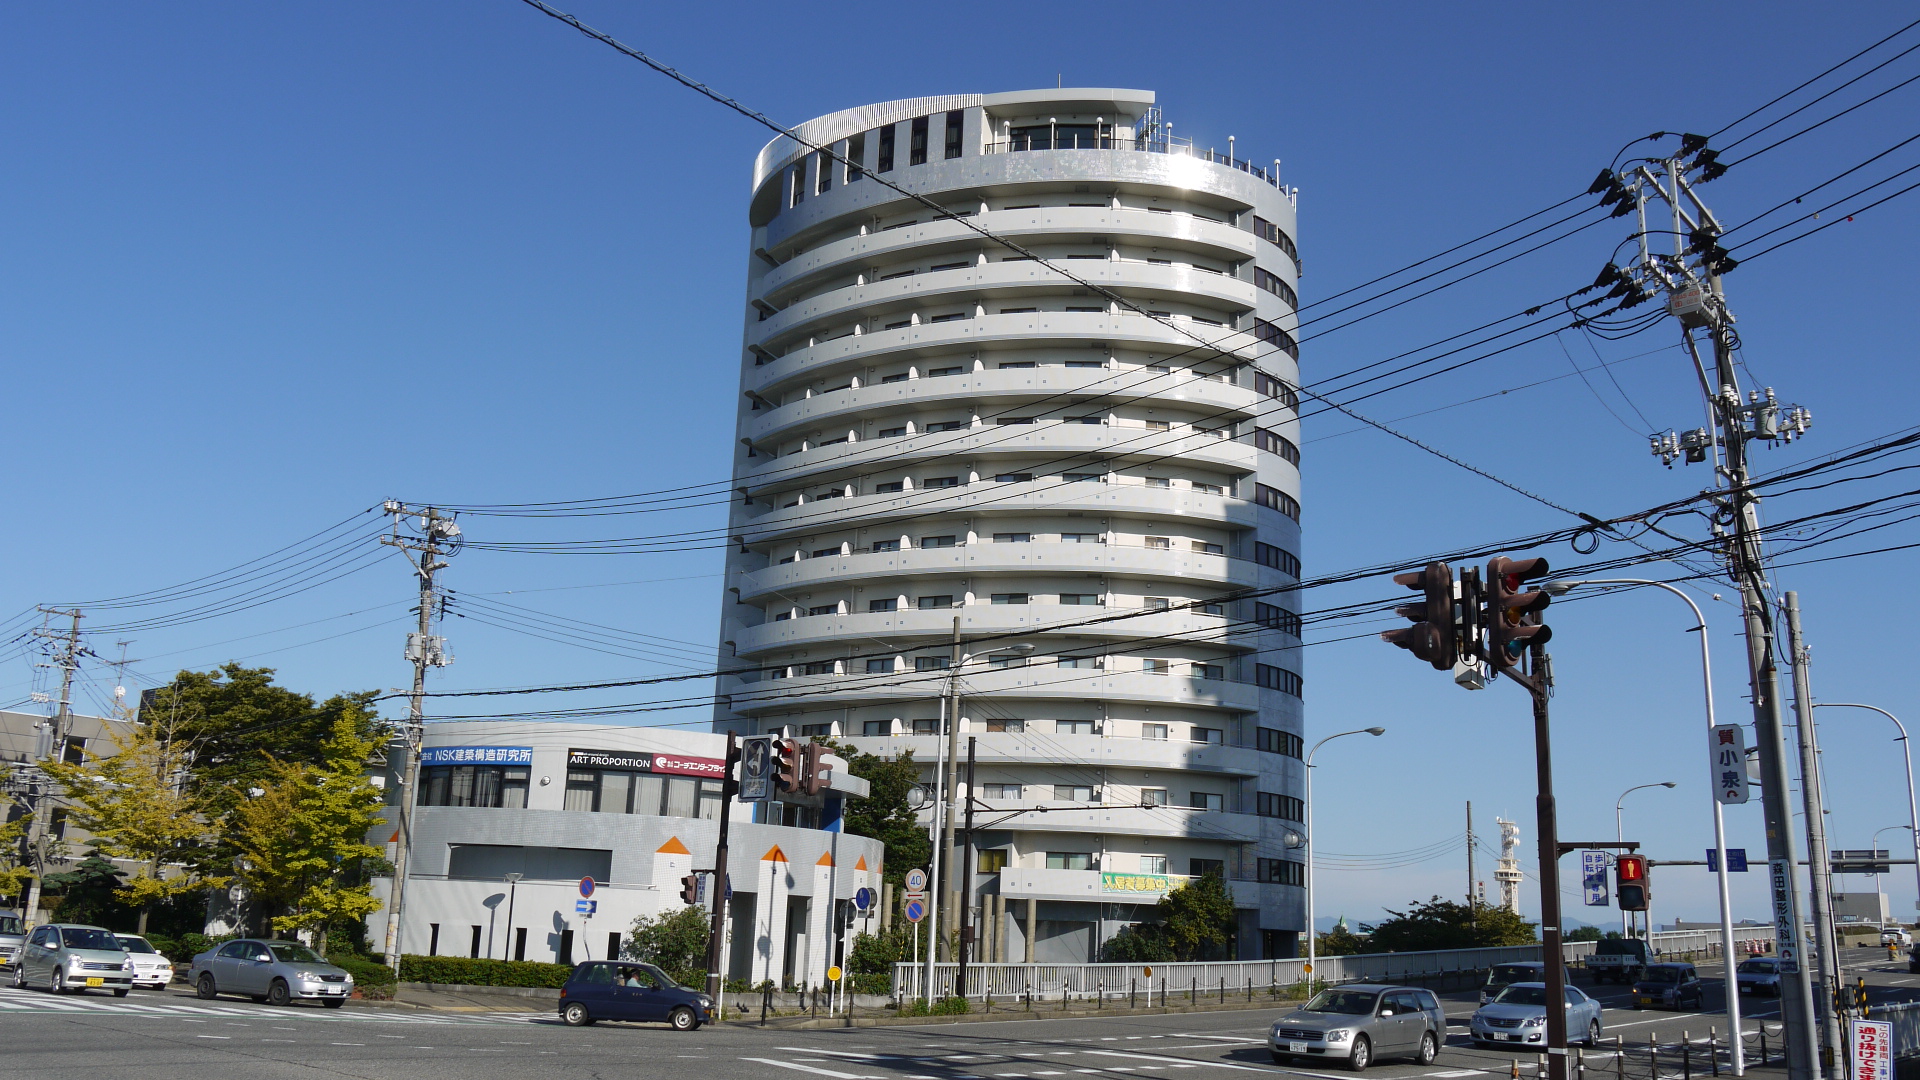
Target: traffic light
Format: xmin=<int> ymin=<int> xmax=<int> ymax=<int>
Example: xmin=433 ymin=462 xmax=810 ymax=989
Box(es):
xmin=680 ymin=873 xmax=700 ymax=906
xmin=1616 ymin=854 xmax=1649 ymax=911
xmin=1484 ymin=556 xmax=1553 ymax=669
xmin=1381 ymin=562 xmax=1456 ymax=670
xmin=773 ymin=738 xmax=801 ymax=792
xmin=799 ymin=741 xmax=828 ymax=796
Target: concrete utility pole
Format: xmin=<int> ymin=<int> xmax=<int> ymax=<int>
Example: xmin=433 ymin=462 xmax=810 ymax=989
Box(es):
xmin=940 ymin=618 xmax=963 ymax=961
xmin=1783 ymin=592 xmax=1844 ymax=1059
xmin=1465 ymin=802 xmax=1476 ymax=914
xmin=378 ymin=502 xmax=460 ymax=974
xmin=23 ymin=608 xmax=83 ymax=929
xmin=1616 ymin=147 xmax=1821 ymax=1079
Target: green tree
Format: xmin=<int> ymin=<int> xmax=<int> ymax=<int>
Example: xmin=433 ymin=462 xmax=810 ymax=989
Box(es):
xmin=1097 ymin=872 xmax=1237 ymax=963
xmin=43 ymin=850 xmax=127 ymax=928
xmin=624 ymin=906 xmax=711 ymax=986
xmin=1098 ymin=922 xmax=1174 ymax=962
xmin=847 ymin=922 xmax=916 ymax=975
xmin=230 ymin=701 xmax=387 ymax=955
xmin=1315 ymin=922 xmax=1370 ymax=956
xmin=827 ymin=742 xmax=928 ymax=887
xmin=1362 ymin=897 xmax=1538 ymax=952
xmin=1566 ymin=925 xmax=1605 ymax=943
xmin=0 ymin=767 xmax=31 ymax=904
xmin=39 ymin=715 xmax=228 ymax=934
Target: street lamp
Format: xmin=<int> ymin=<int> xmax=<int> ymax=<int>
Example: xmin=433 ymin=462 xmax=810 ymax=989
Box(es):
xmin=1616 ymin=782 xmax=1677 ymax=940
xmin=1812 ymin=704 xmax=1920 ymax=933
xmin=1872 ymin=826 xmax=1913 ymax=930
xmin=503 ymin=873 xmax=523 ymax=962
xmin=1304 ymin=727 xmax=1386 ymax=990
xmin=1545 ymin=577 xmax=1743 ymax=1075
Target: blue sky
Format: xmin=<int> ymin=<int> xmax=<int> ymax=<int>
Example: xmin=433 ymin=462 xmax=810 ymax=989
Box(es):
xmin=4 ymin=1 xmax=1917 ymax=929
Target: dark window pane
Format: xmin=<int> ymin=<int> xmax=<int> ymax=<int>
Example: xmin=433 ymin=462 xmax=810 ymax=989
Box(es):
xmin=909 ymin=116 xmax=929 ymax=166
xmin=944 ymin=110 xmax=964 ymax=159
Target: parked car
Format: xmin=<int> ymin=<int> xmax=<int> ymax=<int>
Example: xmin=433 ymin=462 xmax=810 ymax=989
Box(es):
xmin=1908 ymin=944 xmax=1920 ymax=975
xmin=1470 ymin=982 xmax=1605 ymax=1048
xmin=1632 ymin=963 xmax=1705 ymax=1010
xmin=1736 ymin=957 xmax=1782 ymax=997
xmin=188 ymin=938 xmax=353 ymax=1007
xmin=557 ymin=961 xmax=711 ymax=1030
xmin=114 ymin=935 xmax=175 ymax=990
xmin=1588 ymin=939 xmax=1653 ymax=984
xmin=0 ymin=912 xmax=23 ymax=969
xmin=1269 ymin=984 xmax=1447 ymax=1071
xmin=1481 ymin=961 xmax=1546 ymax=1004
xmin=10 ymin=923 xmax=132 ymax=996
xmin=1882 ymin=927 xmax=1912 ymax=948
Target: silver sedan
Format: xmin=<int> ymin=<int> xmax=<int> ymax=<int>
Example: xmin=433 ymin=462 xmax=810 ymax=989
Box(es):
xmin=1470 ymin=982 xmax=1605 ymax=1049
xmin=188 ymin=939 xmax=354 ymax=1007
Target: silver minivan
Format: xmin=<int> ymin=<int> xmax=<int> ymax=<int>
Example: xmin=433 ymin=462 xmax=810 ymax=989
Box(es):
xmin=10 ymin=923 xmax=133 ymax=996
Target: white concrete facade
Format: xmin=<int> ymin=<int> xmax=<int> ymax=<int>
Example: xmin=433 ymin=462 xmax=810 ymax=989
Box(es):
xmin=713 ymin=90 xmax=1309 ymax=961
xmin=368 ymin=722 xmax=884 ymax=988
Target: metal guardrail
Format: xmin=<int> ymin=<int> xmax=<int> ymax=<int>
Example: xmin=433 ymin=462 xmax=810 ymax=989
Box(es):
xmin=893 ymin=926 xmax=1777 ymax=1000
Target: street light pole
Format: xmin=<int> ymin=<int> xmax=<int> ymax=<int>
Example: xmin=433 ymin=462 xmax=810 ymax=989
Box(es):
xmin=1304 ymin=727 xmax=1386 ymax=989
xmin=1813 ymin=705 xmax=1920 ymax=932
xmin=1547 ymin=577 xmax=1744 ymax=1074
xmin=503 ymin=873 xmax=523 ymax=961
xmin=1616 ymin=782 xmax=1677 ymax=941
xmin=1871 ymin=826 xmax=1911 ymax=930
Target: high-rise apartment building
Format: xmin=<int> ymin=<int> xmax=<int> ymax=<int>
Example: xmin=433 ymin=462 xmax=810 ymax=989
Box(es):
xmin=712 ymin=89 xmax=1305 ymax=961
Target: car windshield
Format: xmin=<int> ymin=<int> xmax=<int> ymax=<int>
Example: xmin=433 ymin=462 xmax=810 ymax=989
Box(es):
xmin=0 ymin=916 xmax=20 ymax=935
xmin=1486 ymin=964 xmax=1537 ymax=987
xmin=644 ymin=964 xmax=680 ymax=989
xmin=1303 ymin=990 xmax=1379 ymax=1015
xmin=59 ymin=927 xmax=122 ymax=951
xmin=266 ymin=942 xmax=319 ymax=963
xmin=116 ymin=937 xmax=157 ymax=954
xmin=1645 ymin=968 xmax=1683 ymax=983
xmin=1738 ymin=960 xmax=1775 ymax=974
xmin=1494 ymin=985 xmax=1549 ymax=1007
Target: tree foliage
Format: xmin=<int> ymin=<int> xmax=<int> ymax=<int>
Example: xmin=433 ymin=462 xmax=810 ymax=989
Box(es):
xmin=0 ymin=766 xmax=32 ymax=904
xmin=1315 ymin=923 xmax=1371 ymax=956
xmin=827 ymin=742 xmax=928 ymax=887
xmin=1096 ymin=871 xmax=1237 ymax=962
xmin=623 ymin=905 xmax=711 ymax=986
xmin=43 ymin=850 xmax=127 ymax=928
xmin=1566 ymin=925 xmax=1605 ymax=942
xmin=1361 ymin=897 xmax=1538 ymax=952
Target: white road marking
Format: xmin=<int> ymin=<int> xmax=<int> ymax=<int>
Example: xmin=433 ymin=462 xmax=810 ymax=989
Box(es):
xmin=194 ymin=1035 xmax=230 ymax=1040
xmin=1082 ymin=1050 xmax=1271 ymax=1073
xmin=743 ymin=1058 xmax=882 ymax=1079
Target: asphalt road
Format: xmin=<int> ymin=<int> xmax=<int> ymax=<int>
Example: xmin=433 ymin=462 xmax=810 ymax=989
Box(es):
xmin=3 ymin=951 xmax=1912 ymax=1080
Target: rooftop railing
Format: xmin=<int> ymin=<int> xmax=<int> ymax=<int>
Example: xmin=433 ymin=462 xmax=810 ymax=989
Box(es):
xmin=983 ymin=132 xmax=1284 ymax=189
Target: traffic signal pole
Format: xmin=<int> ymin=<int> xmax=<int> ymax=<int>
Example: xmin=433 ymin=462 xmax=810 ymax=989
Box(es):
xmin=1502 ymin=647 xmax=1572 ymax=1080
xmin=703 ymin=733 xmax=738 ymax=1004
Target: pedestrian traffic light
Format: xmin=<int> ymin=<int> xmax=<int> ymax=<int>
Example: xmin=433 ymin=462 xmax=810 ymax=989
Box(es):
xmin=680 ymin=873 xmax=701 ymax=905
xmin=1381 ymin=562 xmax=1456 ymax=670
xmin=799 ymin=741 xmax=828 ymax=796
xmin=1484 ymin=556 xmax=1553 ymax=668
xmin=773 ymin=738 xmax=801 ymax=792
xmin=1616 ymin=854 xmax=1649 ymax=911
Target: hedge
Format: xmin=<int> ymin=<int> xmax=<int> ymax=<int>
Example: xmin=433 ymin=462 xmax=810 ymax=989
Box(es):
xmin=330 ymin=954 xmax=396 ymax=988
xmin=397 ymin=955 xmax=573 ymax=988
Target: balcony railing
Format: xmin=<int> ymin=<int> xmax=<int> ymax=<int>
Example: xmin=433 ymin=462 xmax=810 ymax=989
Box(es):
xmin=983 ymin=132 xmax=1283 ymax=189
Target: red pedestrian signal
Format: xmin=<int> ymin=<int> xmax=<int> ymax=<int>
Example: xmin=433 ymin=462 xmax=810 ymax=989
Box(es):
xmin=680 ymin=873 xmax=700 ymax=906
xmin=1484 ymin=556 xmax=1553 ymax=668
xmin=773 ymin=738 xmax=801 ymax=792
xmin=1616 ymin=854 xmax=1649 ymax=911
xmin=1381 ymin=562 xmax=1457 ymax=670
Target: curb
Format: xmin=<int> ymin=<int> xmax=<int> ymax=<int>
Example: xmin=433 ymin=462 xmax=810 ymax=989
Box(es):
xmin=721 ymin=997 xmax=1301 ymax=1030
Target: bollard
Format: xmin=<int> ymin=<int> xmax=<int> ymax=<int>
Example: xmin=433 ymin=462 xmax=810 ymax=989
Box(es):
xmin=1760 ymin=1024 xmax=1767 ymax=1065
xmin=762 ymin=984 xmax=771 ymax=1023
xmin=1615 ymin=1037 xmax=1625 ymax=1080
xmin=1710 ymin=1026 xmax=1718 ymax=1077
xmin=1026 ymin=983 xmax=1033 ymax=1011
xmin=1063 ymin=985 xmax=1069 ymax=1012
xmin=1220 ymin=977 xmax=1226 ymax=1004
xmin=1576 ymin=1048 xmax=1585 ymax=1080
xmin=1510 ymin=1059 xmax=1520 ymax=1079
xmin=1131 ymin=978 xmax=1137 ymax=1009
xmin=1683 ymin=1029 xmax=1691 ymax=1080
xmin=1247 ymin=977 xmax=1254 ymax=1002
xmin=1191 ymin=977 xmax=1197 ymax=1005
xmin=1650 ymin=1031 xmax=1658 ymax=1080
xmin=1161 ymin=978 xmax=1167 ymax=1008
xmin=1098 ymin=981 xmax=1104 ymax=1010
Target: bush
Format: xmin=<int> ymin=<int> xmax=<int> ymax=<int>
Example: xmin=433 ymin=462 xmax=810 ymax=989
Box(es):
xmin=331 ymin=954 xmax=396 ymax=987
xmin=172 ymin=933 xmax=234 ymax=963
xmin=397 ymin=955 xmax=573 ymax=988
xmin=849 ymin=971 xmax=892 ymax=995
xmin=900 ymin=995 xmax=970 ymax=1016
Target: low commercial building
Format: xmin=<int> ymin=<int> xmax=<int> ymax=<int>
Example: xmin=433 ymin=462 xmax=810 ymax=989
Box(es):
xmin=367 ymin=721 xmax=884 ymax=988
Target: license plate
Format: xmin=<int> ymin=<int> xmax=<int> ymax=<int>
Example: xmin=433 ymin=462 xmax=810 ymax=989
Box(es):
xmin=85 ymin=977 xmax=103 ymax=987
xmin=1288 ymin=1041 xmax=1308 ymax=1053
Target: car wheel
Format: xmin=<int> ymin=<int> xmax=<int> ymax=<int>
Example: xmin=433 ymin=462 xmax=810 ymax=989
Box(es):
xmin=1416 ymin=1031 xmax=1438 ymax=1065
xmin=267 ymin=979 xmax=290 ymax=1007
xmin=196 ymin=973 xmax=218 ymax=1000
xmin=1588 ymin=1020 xmax=1603 ymax=1045
xmin=51 ymin=970 xmax=67 ymax=995
xmin=322 ymin=998 xmax=345 ymax=1009
xmin=10 ymin=965 xmax=23 ymax=990
xmin=669 ymin=1006 xmax=698 ymax=1031
xmin=1346 ymin=1035 xmax=1372 ymax=1072
xmin=562 ymin=1001 xmax=592 ymax=1026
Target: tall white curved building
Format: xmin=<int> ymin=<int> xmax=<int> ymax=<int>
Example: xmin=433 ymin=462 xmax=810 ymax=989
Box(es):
xmin=713 ymin=89 xmax=1307 ymax=962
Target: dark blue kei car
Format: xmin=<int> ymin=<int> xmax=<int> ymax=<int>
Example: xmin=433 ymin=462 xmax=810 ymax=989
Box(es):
xmin=557 ymin=961 xmax=711 ymax=1029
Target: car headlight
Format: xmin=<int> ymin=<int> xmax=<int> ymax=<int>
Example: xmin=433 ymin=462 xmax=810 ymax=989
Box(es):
xmin=1523 ymin=1015 xmax=1547 ymax=1026
xmin=123 ymin=962 xmax=133 ymax=971
xmin=1323 ymin=1029 xmax=1351 ymax=1042
xmin=697 ymin=995 xmax=712 ymax=1007
xmin=293 ymin=970 xmax=318 ymax=981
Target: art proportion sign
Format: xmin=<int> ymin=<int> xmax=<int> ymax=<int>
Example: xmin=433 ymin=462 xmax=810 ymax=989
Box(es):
xmin=566 ymin=747 xmax=726 ymax=778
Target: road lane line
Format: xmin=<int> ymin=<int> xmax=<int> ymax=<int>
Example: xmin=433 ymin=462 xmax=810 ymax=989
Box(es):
xmin=743 ymin=1058 xmax=882 ymax=1079
xmin=1082 ymin=1050 xmax=1272 ymax=1073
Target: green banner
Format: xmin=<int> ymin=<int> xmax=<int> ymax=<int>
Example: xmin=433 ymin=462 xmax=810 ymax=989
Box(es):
xmin=1101 ymin=871 xmax=1186 ymax=894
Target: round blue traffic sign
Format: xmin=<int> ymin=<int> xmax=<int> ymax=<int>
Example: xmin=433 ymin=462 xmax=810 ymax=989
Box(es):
xmin=903 ymin=898 xmax=926 ymax=923
xmin=854 ymin=887 xmax=874 ymax=912
xmin=579 ymin=876 xmax=596 ymax=899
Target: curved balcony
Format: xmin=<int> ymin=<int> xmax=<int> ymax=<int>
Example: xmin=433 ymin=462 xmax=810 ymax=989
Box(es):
xmin=734 ymin=543 xmax=1261 ymax=605
xmin=735 ymin=479 xmax=1267 ymax=547
xmin=761 ymin=207 xmax=1262 ymax=304
xmin=742 ymin=424 xmax=1259 ymax=495
xmin=745 ymin=367 xmax=1261 ymax=447
xmin=847 ymin=731 xmax=1264 ymax=779
xmin=751 ymin=261 xmax=1259 ymax=352
xmin=746 ymin=311 xmax=1276 ymax=395
xmin=732 ymin=605 xmax=1239 ymax=657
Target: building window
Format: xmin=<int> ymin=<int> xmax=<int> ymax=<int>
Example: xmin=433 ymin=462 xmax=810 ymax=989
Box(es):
xmin=1059 ymin=593 xmax=1101 ymax=606
xmin=990 ymin=593 xmax=1029 ymax=605
xmin=985 ymin=718 xmax=1026 ymax=733
xmin=1258 ymin=858 xmax=1306 ymax=886
xmin=911 ymin=719 xmax=940 ymax=735
xmin=420 ymin=765 xmax=530 ymax=809
xmin=1046 ymin=852 xmax=1093 ymax=871
xmin=982 ymin=784 xmax=1022 ymax=801
xmin=862 ymin=721 xmax=890 ymax=736
xmin=944 ymin=109 xmax=964 ymax=159
xmin=807 ymin=605 xmax=837 ymax=617
xmin=926 ymin=420 xmax=966 ymax=432
xmin=920 ymin=534 xmax=957 ymax=548
xmin=995 ymin=472 xmax=1034 ymax=483
xmin=1060 ymin=532 xmax=1100 ymax=543
xmin=1253 ymin=266 xmax=1299 ymax=308
xmin=1190 ymin=664 xmax=1223 ymax=682
xmin=875 ymin=480 xmax=903 ymax=492
xmin=1188 ymin=792 xmax=1224 ymax=811
xmin=915 ymin=655 xmax=950 ymax=670
xmin=988 ymin=652 xmax=1028 ymax=669
xmin=1256 ymin=664 xmax=1304 ymax=697
xmin=801 ymin=723 xmax=832 ymax=737
xmin=866 ymin=658 xmax=894 ymax=673
xmin=1140 ymin=788 xmax=1169 ymax=807
xmin=1256 ymin=602 xmax=1302 ymax=635
xmin=1192 ymin=540 xmax=1225 ymax=555
xmin=1063 ymin=472 xmax=1103 ymax=483
xmin=1255 ymin=484 xmax=1301 ymax=521
xmin=1054 ymin=720 xmax=1096 ymax=735
xmin=978 ymin=848 xmax=1009 ymax=872
xmin=1255 ymin=427 xmax=1301 ymax=465
xmin=1190 ymin=726 xmax=1223 ymax=744
xmin=1139 ymin=855 xmax=1169 ymax=875
xmin=877 ymin=124 xmax=895 ymax=172
xmin=1190 ymin=858 xmax=1225 ymax=878
xmin=909 ymin=116 xmax=929 ymax=166
xmin=1258 ymin=792 xmax=1306 ymax=821
xmin=815 ymin=150 xmax=832 ymax=195
xmin=564 ymin=771 xmax=599 ymax=812
xmin=1145 ymin=476 xmax=1171 ymax=488
xmin=1141 ymin=723 xmax=1168 ymax=741
xmin=872 ymin=539 xmax=900 ymax=552
xmin=992 ymin=532 xmax=1031 ymax=543
xmin=1254 ymin=542 xmax=1301 ymax=577
xmin=1251 ymin=215 xmax=1301 ymax=269
xmin=1057 ymin=655 xmax=1102 ymax=669
xmin=790 ymin=162 xmax=806 ymax=208
xmin=1252 ymin=318 xmax=1300 ymax=361
xmin=1258 ymin=727 xmax=1305 ymax=758
xmin=923 ymin=475 xmax=961 ymax=487
xmin=1254 ymin=370 xmax=1300 ymax=410
xmin=1144 ymin=536 xmax=1171 ymax=550
xmin=869 ymin=598 xmax=898 ymax=613
xmin=846 ymin=132 xmax=865 ymax=182
xmin=929 ymin=311 xmax=968 ymax=323
xmin=801 ymin=660 xmax=837 ymax=675
xmin=1141 ymin=659 xmax=1169 ymax=675
xmin=917 ymin=595 xmax=955 ymax=610
xmin=1145 ymin=595 xmax=1171 ymax=610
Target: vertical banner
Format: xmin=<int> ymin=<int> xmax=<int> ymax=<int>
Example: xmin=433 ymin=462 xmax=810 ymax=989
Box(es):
xmin=1771 ymin=858 xmax=1802 ymax=974
xmin=1711 ymin=725 xmax=1751 ymax=804
xmin=1850 ymin=1019 xmax=1893 ymax=1080
xmin=1582 ymin=851 xmax=1610 ymax=906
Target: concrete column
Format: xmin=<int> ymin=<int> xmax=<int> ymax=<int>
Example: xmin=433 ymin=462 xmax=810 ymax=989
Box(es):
xmin=881 ymin=882 xmax=894 ymax=934
xmin=1024 ymin=898 xmax=1037 ymax=962
xmin=756 ymin=845 xmax=791 ymax=986
xmin=808 ymin=852 xmax=834 ymax=988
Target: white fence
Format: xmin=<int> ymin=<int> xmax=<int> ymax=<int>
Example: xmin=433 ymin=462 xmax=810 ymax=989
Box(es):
xmin=892 ymin=926 xmax=1776 ymax=1000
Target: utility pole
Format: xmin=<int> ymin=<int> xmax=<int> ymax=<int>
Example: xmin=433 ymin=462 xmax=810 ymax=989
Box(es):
xmin=378 ymin=502 xmax=459 ymax=974
xmin=1604 ymin=143 xmax=1821 ymax=1080
xmin=1466 ymin=802 xmax=1476 ymax=923
xmin=958 ymin=737 xmax=977 ymax=998
xmin=23 ymin=607 xmax=83 ymax=929
xmin=940 ymin=617 xmax=963 ymax=961
xmin=1784 ymin=593 xmax=1844 ymax=1057
xmin=703 ymin=733 xmax=739 ymax=1004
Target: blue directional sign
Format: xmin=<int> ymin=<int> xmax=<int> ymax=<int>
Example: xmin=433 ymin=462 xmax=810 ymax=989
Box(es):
xmin=903 ymin=898 xmax=926 ymax=923
xmin=1707 ymin=848 xmax=1750 ymax=873
xmin=854 ymin=887 xmax=874 ymax=912
xmin=575 ymin=899 xmax=597 ymax=916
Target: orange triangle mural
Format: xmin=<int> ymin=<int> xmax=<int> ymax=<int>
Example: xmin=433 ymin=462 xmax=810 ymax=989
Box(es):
xmin=762 ymin=845 xmax=789 ymax=863
xmin=389 ymin=830 xmax=400 ymax=843
xmin=656 ymin=837 xmax=691 ymax=855
xmin=854 ymin=855 xmax=868 ymax=871
xmin=817 ymin=852 xmax=834 ymax=867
